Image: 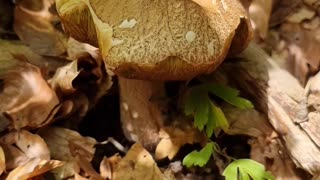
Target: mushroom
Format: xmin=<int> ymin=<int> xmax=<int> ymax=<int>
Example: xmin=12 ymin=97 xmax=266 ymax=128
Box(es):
xmin=55 ymin=0 xmax=252 ymax=149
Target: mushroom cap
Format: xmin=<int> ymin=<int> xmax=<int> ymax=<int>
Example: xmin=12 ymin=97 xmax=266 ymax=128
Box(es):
xmin=56 ymin=0 xmax=252 ymax=80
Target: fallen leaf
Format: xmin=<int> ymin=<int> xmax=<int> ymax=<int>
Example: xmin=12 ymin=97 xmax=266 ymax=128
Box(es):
xmin=0 ymin=39 xmax=68 ymax=79
xmin=155 ymin=127 xmax=205 ymax=160
xmin=113 ymin=143 xmax=164 ymax=180
xmin=0 ymin=62 xmax=60 ymax=129
xmin=0 ymin=146 xmax=5 ymax=176
xmin=74 ymin=173 xmax=89 ymax=180
xmin=75 ymin=156 xmax=104 ymax=180
xmin=248 ymin=0 xmax=272 ymax=39
xmin=286 ymin=6 xmax=315 ymax=23
xmin=99 ymin=156 xmax=112 ymax=179
xmin=39 ymin=127 xmax=96 ymax=179
xmin=269 ymin=0 xmax=301 ymax=26
xmin=6 ymin=158 xmax=64 ymax=180
xmin=67 ymin=38 xmax=98 ymax=60
xmin=0 ymin=130 xmax=50 ymax=172
xmin=14 ymin=0 xmax=67 ymax=56
xmin=280 ymin=23 xmax=320 ymax=84
xmin=1 ymin=144 xmax=28 ymax=170
xmin=15 ymin=130 xmax=50 ymax=160
xmin=49 ymin=60 xmax=80 ymax=94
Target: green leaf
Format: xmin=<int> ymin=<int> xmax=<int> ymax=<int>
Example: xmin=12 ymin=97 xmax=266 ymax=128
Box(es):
xmin=206 ymin=103 xmax=229 ymax=137
xmin=182 ymin=142 xmax=214 ymax=168
xmin=205 ymin=84 xmax=254 ymax=109
xmin=223 ymin=159 xmax=274 ymax=180
xmin=184 ymin=83 xmax=252 ymax=134
xmin=184 ymin=88 xmax=200 ymax=116
xmin=184 ymin=88 xmax=210 ymax=131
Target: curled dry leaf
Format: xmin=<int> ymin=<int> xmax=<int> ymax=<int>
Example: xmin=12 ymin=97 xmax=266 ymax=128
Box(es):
xmin=0 ymin=130 xmax=50 ymax=172
xmin=1 ymin=144 xmax=28 ymax=170
xmin=0 ymin=62 xmax=60 ymax=129
xmin=0 ymin=130 xmax=50 ymax=161
xmin=75 ymin=156 xmax=104 ymax=180
xmin=155 ymin=127 xmax=206 ymax=160
xmin=0 ymin=146 xmax=5 ymax=176
xmin=269 ymin=0 xmax=301 ymax=26
xmin=39 ymin=127 xmax=96 ymax=179
xmin=280 ymin=23 xmax=320 ymax=84
xmin=6 ymin=158 xmax=64 ymax=180
xmin=99 ymin=156 xmax=112 ymax=180
xmin=67 ymin=38 xmax=99 ymax=60
xmin=99 ymin=154 xmax=121 ymax=180
xmin=286 ymin=6 xmax=316 ymax=23
xmin=49 ymin=60 xmax=80 ymax=94
xmin=0 ymin=39 xmax=68 ymax=79
xmin=14 ymin=0 xmax=67 ymax=56
xmin=248 ymin=0 xmax=272 ymax=39
xmin=113 ymin=143 xmax=164 ymax=180
xmin=74 ymin=173 xmax=89 ymax=180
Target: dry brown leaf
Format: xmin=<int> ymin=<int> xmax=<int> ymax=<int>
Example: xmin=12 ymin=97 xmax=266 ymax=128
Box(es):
xmin=99 ymin=156 xmax=112 ymax=180
xmin=0 ymin=39 xmax=68 ymax=79
xmin=0 ymin=62 xmax=60 ymax=129
xmin=113 ymin=143 xmax=164 ymax=180
xmin=0 ymin=146 xmax=5 ymax=176
xmin=0 ymin=130 xmax=50 ymax=162
xmin=49 ymin=60 xmax=79 ymax=94
xmin=155 ymin=127 xmax=205 ymax=160
xmin=39 ymin=127 xmax=96 ymax=179
xmin=270 ymin=0 xmax=301 ymax=26
xmin=99 ymin=154 xmax=121 ymax=180
xmin=6 ymin=158 xmax=64 ymax=180
xmin=14 ymin=0 xmax=67 ymax=56
xmin=75 ymin=173 xmax=89 ymax=180
xmin=75 ymin=156 xmax=104 ymax=180
xmin=279 ymin=23 xmax=320 ymax=84
xmin=1 ymin=144 xmax=28 ymax=170
xmin=248 ymin=0 xmax=272 ymax=39
xmin=15 ymin=130 xmax=50 ymax=161
xmin=67 ymin=38 xmax=99 ymax=60
xmin=286 ymin=6 xmax=316 ymax=23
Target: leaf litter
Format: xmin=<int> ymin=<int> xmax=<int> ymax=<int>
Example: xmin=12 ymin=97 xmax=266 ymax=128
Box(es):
xmin=0 ymin=0 xmax=317 ymax=179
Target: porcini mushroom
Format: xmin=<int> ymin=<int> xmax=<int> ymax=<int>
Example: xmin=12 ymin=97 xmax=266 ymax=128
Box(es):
xmin=55 ymin=0 xmax=252 ymax=149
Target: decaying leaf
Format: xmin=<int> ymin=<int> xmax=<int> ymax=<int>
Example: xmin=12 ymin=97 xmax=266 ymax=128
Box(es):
xmin=0 ymin=62 xmax=60 ymax=129
xmin=248 ymin=0 xmax=272 ymax=39
xmin=14 ymin=0 xmax=67 ymax=56
xmin=0 ymin=130 xmax=50 ymax=162
xmin=113 ymin=143 xmax=164 ymax=180
xmin=99 ymin=154 xmax=121 ymax=180
xmin=155 ymin=127 xmax=205 ymax=160
xmin=49 ymin=60 xmax=80 ymax=94
xmin=286 ymin=6 xmax=315 ymax=23
xmin=269 ymin=0 xmax=301 ymax=26
xmin=280 ymin=22 xmax=320 ymax=84
xmin=0 ymin=146 xmax=5 ymax=176
xmin=99 ymin=156 xmax=112 ymax=180
xmin=0 ymin=39 xmax=68 ymax=79
xmin=0 ymin=130 xmax=52 ymax=174
xmin=6 ymin=158 xmax=64 ymax=180
xmin=75 ymin=157 xmax=104 ymax=180
xmin=39 ymin=127 xmax=96 ymax=179
xmin=67 ymin=38 xmax=99 ymax=60
xmin=1 ymin=144 xmax=28 ymax=170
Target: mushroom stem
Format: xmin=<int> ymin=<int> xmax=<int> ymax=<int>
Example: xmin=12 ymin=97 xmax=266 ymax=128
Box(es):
xmin=118 ymin=77 xmax=168 ymax=150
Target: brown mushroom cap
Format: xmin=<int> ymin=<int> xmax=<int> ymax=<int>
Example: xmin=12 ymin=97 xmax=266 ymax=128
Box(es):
xmin=56 ymin=0 xmax=252 ymax=80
